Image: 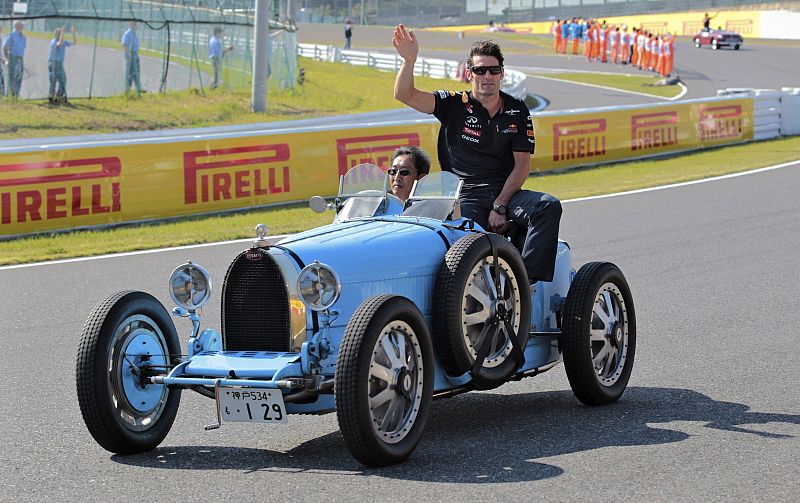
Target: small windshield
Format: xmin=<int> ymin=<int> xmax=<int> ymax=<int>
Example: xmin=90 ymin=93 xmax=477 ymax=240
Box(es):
xmin=335 ymin=164 xmax=399 ymax=222
xmin=401 ymin=171 xmax=462 ymax=221
xmin=340 ymin=163 xmax=388 ymax=196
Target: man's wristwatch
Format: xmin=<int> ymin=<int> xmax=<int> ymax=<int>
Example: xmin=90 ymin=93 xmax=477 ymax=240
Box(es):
xmin=492 ymin=203 xmax=507 ymax=215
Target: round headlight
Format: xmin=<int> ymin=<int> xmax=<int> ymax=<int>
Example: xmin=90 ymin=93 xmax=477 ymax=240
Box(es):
xmin=169 ymin=262 xmax=212 ymax=311
xmin=296 ymin=261 xmax=341 ymax=312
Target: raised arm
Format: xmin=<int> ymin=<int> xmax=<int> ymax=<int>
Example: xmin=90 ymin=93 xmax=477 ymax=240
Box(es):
xmin=392 ymin=24 xmax=434 ymax=114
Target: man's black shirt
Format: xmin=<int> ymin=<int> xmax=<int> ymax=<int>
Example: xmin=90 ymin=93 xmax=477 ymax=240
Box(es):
xmin=432 ymin=89 xmax=534 ymax=193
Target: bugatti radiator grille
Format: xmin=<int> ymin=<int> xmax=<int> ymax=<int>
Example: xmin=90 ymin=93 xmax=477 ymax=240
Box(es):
xmin=222 ymin=249 xmax=291 ymax=351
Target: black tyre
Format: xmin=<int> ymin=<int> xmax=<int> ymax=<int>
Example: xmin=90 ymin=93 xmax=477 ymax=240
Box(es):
xmin=734 ymin=44 xmax=741 ymax=50
xmin=561 ymin=262 xmax=636 ymax=406
xmin=76 ymin=291 xmax=182 ymax=454
xmin=712 ymin=40 xmax=719 ymax=50
xmin=694 ymin=39 xmax=701 ymax=48
xmin=433 ymin=233 xmax=531 ymax=390
xmin=335 ymin=295 xmax=434 ymax=466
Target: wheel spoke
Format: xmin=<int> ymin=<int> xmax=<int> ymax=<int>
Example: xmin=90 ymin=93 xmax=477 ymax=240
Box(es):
xmin=593 ymin=302 xmax=610 ymax=326
xmin=472 ymin=322 xmax=493 ymax=354
xmin=465 ymin=283 xmax=491 ymax=310
xmin=395 ymin=332 xmax=407 ymax=366
xmin=380 ymin=395 xmax=404 ymax=431
xmin=603 ymin=291 xmax=617 ymax=322
xmin=590 ymin=329 xmax=606 ymax=342
xmin=379 ymin=336 xmax=400 ymax=369
xmin=480 ymin=264 xmax=497 ymax=300
xmin=370 ymin=386 xmax=394 ymax=411
xmin=593 ymin=343 xmax=612 ymax=373
xmin=369 ymin=362 xmax=393 ymax=384
xmin=464 ymin=308 xmax=489 ymax=327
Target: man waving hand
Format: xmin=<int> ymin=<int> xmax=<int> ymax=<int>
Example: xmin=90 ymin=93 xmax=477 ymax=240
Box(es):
xmin=392 ymin=24 xmax=561 ymax=284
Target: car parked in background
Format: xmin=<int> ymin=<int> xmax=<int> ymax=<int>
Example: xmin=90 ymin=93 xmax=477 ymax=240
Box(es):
xmin=693 ymin=29 xmax=743 ymax=50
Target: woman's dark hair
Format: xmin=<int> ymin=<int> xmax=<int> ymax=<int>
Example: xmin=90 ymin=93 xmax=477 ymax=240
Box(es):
xmin=393 ymin=146 xmax=431 ymax=176
xmin=467 ymin=40 xmax=504 ymax=68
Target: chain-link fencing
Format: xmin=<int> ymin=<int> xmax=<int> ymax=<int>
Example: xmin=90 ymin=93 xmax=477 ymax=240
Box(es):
xmin=0 ymin=0 xmax=297 ymax=100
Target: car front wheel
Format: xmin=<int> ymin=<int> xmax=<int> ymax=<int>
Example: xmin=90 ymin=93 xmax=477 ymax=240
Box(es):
xmin=694 ymin=39 xmax=701 ymax=48
xmin=335 ymin=295 xmax=434 ymax=466
xmin=712 ymin=40 xmax=719 ymax=50
xmin=561 ymin=262 xmax=636 ymax=405
xmin=76 ymin=291 xmax=182 ymax=454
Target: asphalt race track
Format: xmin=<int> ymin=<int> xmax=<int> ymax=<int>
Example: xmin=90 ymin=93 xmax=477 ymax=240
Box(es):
xmin=296 ymin=24 xmax=800 ymax=110
xmin=1 ymin=162 xmax=799 ymax=500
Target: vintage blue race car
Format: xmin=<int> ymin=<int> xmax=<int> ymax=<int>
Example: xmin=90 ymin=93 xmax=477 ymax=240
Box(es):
xmin=76 ymin=164 xmax=636 ymax=466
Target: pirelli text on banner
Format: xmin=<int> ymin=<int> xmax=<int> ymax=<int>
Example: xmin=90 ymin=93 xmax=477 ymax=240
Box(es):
xmin=336 ymin=133 xmax=420 ymax=176
xmin=1 ymin=157 xmax=122 ymax=233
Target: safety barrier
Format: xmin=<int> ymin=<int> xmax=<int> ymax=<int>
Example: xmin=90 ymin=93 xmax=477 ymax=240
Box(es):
xmin=1 ymin=84 xmax=797 ymax=238
xmin=297 ymin=43 xmax=528 ymax=101
xmin=717 ymin=87 xmax=800 ymax=140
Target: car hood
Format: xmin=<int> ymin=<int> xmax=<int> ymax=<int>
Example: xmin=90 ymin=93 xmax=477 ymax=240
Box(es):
xmin=277 ymin=218 xmax=451 ymax=284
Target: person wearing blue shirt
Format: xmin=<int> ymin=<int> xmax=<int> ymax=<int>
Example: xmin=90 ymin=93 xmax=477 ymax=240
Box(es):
xmin=3 ymin=21 xmax=27 ymax=97
xmin=121 ymin=21 xmax=141 ymax=96
xmin=208 ymin=27 xmax=235 ymax=89
xmin=0 ymin=26 xmax=6 ymax=96
xmin=48 ymin=26 xmax=77 ymax=103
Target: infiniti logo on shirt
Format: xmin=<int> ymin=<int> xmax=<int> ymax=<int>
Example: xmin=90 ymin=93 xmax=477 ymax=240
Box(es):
xmin=466 ymin=116 xmax=478 ymax=124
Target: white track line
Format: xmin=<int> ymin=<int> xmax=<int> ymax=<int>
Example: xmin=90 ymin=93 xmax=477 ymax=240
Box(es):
xmin=1 ymin=159 xmax=798 ymax=271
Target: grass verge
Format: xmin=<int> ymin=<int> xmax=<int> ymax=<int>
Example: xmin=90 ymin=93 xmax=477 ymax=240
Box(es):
xmin=0 ymin=56 xmax=449 ymax=140
xmin=1 ymin=135 xmax=798 ymax=266
xmin=531 ymin=71 xmax=682 ymax=99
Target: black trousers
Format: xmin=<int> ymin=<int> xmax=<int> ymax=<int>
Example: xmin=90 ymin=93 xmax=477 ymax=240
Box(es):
xmin=460 ymin=188 xmax=562 ymax=283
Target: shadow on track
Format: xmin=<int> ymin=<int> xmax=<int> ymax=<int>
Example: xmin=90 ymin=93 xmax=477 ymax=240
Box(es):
xmin=111 ymin=386 xmax=800 ymax=482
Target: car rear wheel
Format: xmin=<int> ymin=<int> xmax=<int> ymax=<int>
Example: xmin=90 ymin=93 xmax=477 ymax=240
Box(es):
xmin=694 ymin=39 xmax=701 ymax=48
xmin=734 ymin=44 xmax=741 ymax=50
xmin=336 ymin=295 xmax=434 ymax=466
xmin=561 ymin=262 xmax=636 ymax=405
xmin=433 ymin=233 xmax=531 ymax=390
xmin=712 ymin=40 xmax=719 ymax=50
xmin=76 ymin=291 xmax=182 ymax=454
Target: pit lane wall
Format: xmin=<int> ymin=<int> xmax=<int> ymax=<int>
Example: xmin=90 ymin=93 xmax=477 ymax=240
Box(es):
xmin=0 ymin=94 xmax=764 ymax=237
xmin=430 ymin=9 xmax=800 ymax=40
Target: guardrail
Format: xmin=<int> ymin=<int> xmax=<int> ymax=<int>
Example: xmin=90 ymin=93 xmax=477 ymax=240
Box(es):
xmin=298 ymin=43 xmax=528 ymax=101
xmin=718 ymin=87 xmax=800 ymax=140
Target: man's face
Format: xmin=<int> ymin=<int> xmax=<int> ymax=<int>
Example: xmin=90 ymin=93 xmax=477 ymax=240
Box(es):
xmin=15 ymin=22 xmax=24 ymax=33
xmin=467 ymin=55 xmax=503 ymax=99
xmin=389 ymin=154 xmax=420 ymax=202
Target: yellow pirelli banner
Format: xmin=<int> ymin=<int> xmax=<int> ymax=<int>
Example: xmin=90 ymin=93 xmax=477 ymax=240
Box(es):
xmin=0 ymin=124 xmax=439 ymax=236
xmin=532 ymin=97 xmax=754 ymax=172
xmin=0 ymin=96 xmax=752 ymax=237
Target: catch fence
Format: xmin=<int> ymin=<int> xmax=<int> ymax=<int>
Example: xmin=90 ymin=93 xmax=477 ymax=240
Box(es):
xmin=0 ymin=0 xmax=297 ymax=100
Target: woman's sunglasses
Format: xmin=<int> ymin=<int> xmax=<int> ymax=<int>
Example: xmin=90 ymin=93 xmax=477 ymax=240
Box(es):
xmin=470 ymin=65 xmax=503 ymax=75
xmin=387 ymin=168 xmax=412 ymax=177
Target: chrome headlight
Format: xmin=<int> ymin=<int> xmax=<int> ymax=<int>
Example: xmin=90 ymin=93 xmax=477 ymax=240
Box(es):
xmin=296 ymin=261 xmax=341 ymax=311
xmin=169 ymin=261 xmax=212 ymax=311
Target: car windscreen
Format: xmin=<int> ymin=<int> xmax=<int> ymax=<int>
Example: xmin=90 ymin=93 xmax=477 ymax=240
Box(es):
xmin=400 ymin=171 xmax=461 ymax=221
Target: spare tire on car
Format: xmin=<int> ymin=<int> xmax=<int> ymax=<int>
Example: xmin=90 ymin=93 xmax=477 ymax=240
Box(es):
xmin=433 ymin=233 xmax=531 ymax=390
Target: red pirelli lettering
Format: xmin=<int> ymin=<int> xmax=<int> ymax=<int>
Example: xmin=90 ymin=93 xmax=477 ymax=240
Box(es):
xmin=336 ymin=133 xmax=420 ymax=176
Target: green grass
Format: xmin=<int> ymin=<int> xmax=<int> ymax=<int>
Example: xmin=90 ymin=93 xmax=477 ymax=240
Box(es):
xmin=1 ymin=135 xmax=798 ymax=266
xmin=0 ymin=56 xmax=451 ymax=140
xmin=530 ymin=71 xmax=682 ymax=99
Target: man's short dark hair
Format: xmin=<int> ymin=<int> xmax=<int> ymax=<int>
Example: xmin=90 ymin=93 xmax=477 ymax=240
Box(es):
xmin=213 ymin=27 xmax=223 ymax=35
xmin=393 ymin=146 xmax=431 ymax=176
xmin=467 ymin=40 xmax=504 ymax=68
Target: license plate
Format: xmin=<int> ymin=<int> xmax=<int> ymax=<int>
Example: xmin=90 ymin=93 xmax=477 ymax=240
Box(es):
xmin=217 ymin=388 xmax=288 ymax=424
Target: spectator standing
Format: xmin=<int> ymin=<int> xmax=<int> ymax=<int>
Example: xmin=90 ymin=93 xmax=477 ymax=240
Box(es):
xmin=559 ymin=20 xmax=568 ymax=53
xmin=208 ymin=27 xmax=235 ymax=89
xmin=48 ymin=26 xmax=77 ymax=103
xmin=0 ymin=26 xmax=5 ymax=96
xmin=620 ymin=26 xmax=629 ymax=64
xmin=609 ymin=27 xmax=619 ymax=64
xmin=344 ymin=18 xmax=353 ymax=49
xmin=570 ymin=19 xmax=581 ymax=55
xmin=121 ymin=21 xmax=141 ymax=96
xmin=3 ymin=21 xmax=26 ymax=98
xmin=599 ymin=24 xmax=608 ymax=62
